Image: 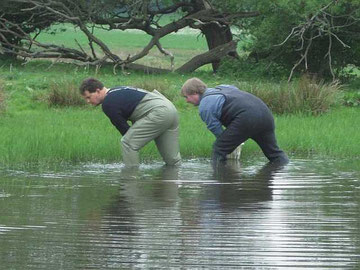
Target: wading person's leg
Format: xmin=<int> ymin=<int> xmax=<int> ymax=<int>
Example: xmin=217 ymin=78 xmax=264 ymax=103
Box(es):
xmin=154 ymin=112 xmax=181 ymax=166
xmin=252 ymin=131 xmax=289 ymax=164
xmin=213 ymin=118 xmax=250 ymax=163
xmin=121 ymin=106 xmax=178 ymax=166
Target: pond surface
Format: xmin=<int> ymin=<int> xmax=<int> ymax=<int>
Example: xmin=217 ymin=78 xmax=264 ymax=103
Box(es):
xmin=1 ymin=158 xmax=360 ymax=269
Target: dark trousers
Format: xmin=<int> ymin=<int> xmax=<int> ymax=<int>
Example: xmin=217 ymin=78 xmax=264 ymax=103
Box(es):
xmin=213 ymin=114 xmax=288 ymax=164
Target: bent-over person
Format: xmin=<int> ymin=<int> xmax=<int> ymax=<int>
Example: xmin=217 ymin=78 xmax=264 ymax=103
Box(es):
xmin=181 ymin=77 xmax=288 ymax=165
xmin=80 ymin=78 xmax=181 ymax=167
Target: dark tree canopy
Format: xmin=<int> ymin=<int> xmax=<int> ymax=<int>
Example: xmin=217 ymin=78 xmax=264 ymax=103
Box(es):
xmin=246 ymin=0 xmax=360 ymax=80
xmin=0 ymin=0 xmax=54 ymax=59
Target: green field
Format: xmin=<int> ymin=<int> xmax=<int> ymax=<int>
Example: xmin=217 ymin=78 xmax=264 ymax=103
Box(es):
xmin=35 ymin=24 xmax=209 ymax=70
xmin=0 ymin=26 xmax=359 ymax=168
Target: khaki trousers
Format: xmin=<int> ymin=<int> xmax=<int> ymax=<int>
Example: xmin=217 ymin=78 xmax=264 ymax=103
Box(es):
xmin=121 ymin=90 xmax=181 ymax=166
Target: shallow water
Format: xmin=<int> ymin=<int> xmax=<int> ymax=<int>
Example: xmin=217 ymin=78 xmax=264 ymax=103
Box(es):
xmin=1 ymin=159 xmax=360 ymax=269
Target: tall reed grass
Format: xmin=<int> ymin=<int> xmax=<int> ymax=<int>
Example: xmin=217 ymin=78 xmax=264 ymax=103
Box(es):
xmin=37 ymin=76 xmax=183 ymax=108
xmin=245 ymin=75 xmax=342 ymax=115
xmin=0 ymin=79 xmax=5 ymax=114
xmin=46 ymin=80 xmax=86 ymax=107
xmin=34 ymin=74 xmax=342 ymax=116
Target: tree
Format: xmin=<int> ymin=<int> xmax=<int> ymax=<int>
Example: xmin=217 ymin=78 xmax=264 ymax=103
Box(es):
xmin=0 ymin=0 xmax=55 ymax=59
xmin=0 ymin=0 xmax=259 ymax=73
xmin=246 ymin=0 xmax=360 ymax=81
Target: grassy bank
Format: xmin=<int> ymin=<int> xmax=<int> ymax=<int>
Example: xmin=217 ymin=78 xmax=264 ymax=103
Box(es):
xmin=0 ymin=22 xmax=359 ymax=168
xmin=0 ymin=102 xmax=358 ymax=167
xmin=0 ymin=61 xmax=359 ymax=168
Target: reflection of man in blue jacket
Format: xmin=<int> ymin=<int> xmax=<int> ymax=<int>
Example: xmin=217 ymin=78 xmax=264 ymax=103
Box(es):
xmin=181 ymin=77 xmax=288 ymax=164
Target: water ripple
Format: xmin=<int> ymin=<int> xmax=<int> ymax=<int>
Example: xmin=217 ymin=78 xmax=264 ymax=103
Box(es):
xmin=0 ymin=159 xmax=359 ymax=269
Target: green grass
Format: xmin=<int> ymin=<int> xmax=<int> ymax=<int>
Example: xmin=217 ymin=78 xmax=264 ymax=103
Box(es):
xmin=38 ymin=24 xmax=207 ymax=50
xmin=0 ymin=61 xmax=359 ymax=168
xmin=0 ymin=26 xmax=359 ymax=168
xmin=275 ymin=107 xmax=360 ymax=158
xmin=0 ymin=108 xmax=120 ymax=165
xmin=0 ymin=78 xmax=5 ymax=114
xmin=0 ymin=98 xmax=358 ymax=168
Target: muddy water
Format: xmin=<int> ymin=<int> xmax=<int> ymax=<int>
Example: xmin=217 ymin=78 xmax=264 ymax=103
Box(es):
xmin=0 ymin=159 xmax=359 ymax=269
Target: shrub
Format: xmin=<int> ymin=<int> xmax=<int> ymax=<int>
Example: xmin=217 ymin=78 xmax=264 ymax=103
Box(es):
xmin=47 ymin=80 xmax=86 ymax=107
xmin=246 ymin=75 xmax=342 ymax=115
xmin=295 ymin=76 xmax=342 ymax=115
xmin=218 ymin=56 xmax=289 ymax=81
xmin=343 ymin=91 xmax=360 ymax=107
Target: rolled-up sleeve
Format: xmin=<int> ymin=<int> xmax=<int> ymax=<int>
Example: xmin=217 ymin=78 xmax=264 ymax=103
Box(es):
xmin=199 ymin=95 xmax=225 ymax=138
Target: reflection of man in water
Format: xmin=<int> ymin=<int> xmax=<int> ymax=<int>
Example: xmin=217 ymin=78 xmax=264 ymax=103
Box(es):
xmin=181 ymin=77 xmax=289 ymax=165
xmin=209 ymin=161 xmax=286 ymax=208
xmin=101 ymin=162 xmax=287 ymax=266
xmin=118 ymin=165 xmax=180 ymax=204
xmin=104 ymin=166 xmax=180 ymax=235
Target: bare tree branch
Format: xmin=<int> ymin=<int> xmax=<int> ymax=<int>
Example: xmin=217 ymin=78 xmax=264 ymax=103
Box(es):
xmin=1 ymin=0 xmax=260 ymax=73
xmin=155 ymin=41 xmax=174 ymax=71
xmin=277 ymin=0 xmax=355 ymax=81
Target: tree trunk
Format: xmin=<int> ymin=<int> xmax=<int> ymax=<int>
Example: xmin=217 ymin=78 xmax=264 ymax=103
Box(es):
xmin=189 ymin=0 xmax=239 ymax=72
xmin=200 ymin=22 xmax=238 ymax=72
xmin=176 ymin=40 xmax=237 ymax=73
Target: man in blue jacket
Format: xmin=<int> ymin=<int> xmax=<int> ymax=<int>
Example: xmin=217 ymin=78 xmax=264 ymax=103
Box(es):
xmin=181 ymin=77 xmax=288 ymax=164
xmin=80 ymin=78 xmax=181 ymax=167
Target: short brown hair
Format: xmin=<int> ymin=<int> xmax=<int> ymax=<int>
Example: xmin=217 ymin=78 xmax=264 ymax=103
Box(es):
xmin=181 ymin=77 xmax=207 ymax=96
xmin=79 ymin=78 xmax=104 ymax=94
